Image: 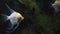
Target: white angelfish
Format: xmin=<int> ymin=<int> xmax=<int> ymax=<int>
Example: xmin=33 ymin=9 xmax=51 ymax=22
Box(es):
xmin=1 ymin=4 xmax=24 ymax=33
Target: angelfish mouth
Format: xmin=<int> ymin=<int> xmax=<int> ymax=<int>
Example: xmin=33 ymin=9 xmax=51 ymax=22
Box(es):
xmin=18 ymin=14 xmax=24 ymax=20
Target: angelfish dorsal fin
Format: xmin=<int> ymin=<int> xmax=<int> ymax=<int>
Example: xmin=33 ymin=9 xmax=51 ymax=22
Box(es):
xmin=5 ymin=4 xmax=14 ymax=14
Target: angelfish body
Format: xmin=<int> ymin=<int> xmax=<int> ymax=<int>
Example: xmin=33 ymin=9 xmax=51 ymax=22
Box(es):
xmin=7 ymin=12 xmax=24 ymax=25
xmin=6 ymin=11 xmax=24 ymax=33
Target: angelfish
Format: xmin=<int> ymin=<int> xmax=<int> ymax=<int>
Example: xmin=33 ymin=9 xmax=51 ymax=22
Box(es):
xmin=0 ymin=4 xmax=24 ymax=33
xmin=51 ymin=0 xmax=60 ymax=15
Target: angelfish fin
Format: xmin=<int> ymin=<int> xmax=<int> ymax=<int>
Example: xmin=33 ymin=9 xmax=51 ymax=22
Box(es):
xmin=0 ymin=14 xmax=8 ymax=22
xmin=5 ymin=4 xmax=14 ymax=13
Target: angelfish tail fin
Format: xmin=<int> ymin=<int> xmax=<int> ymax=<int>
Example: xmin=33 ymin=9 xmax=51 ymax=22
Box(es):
xmin=0 ymin=14 xmax=8 ymax=22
